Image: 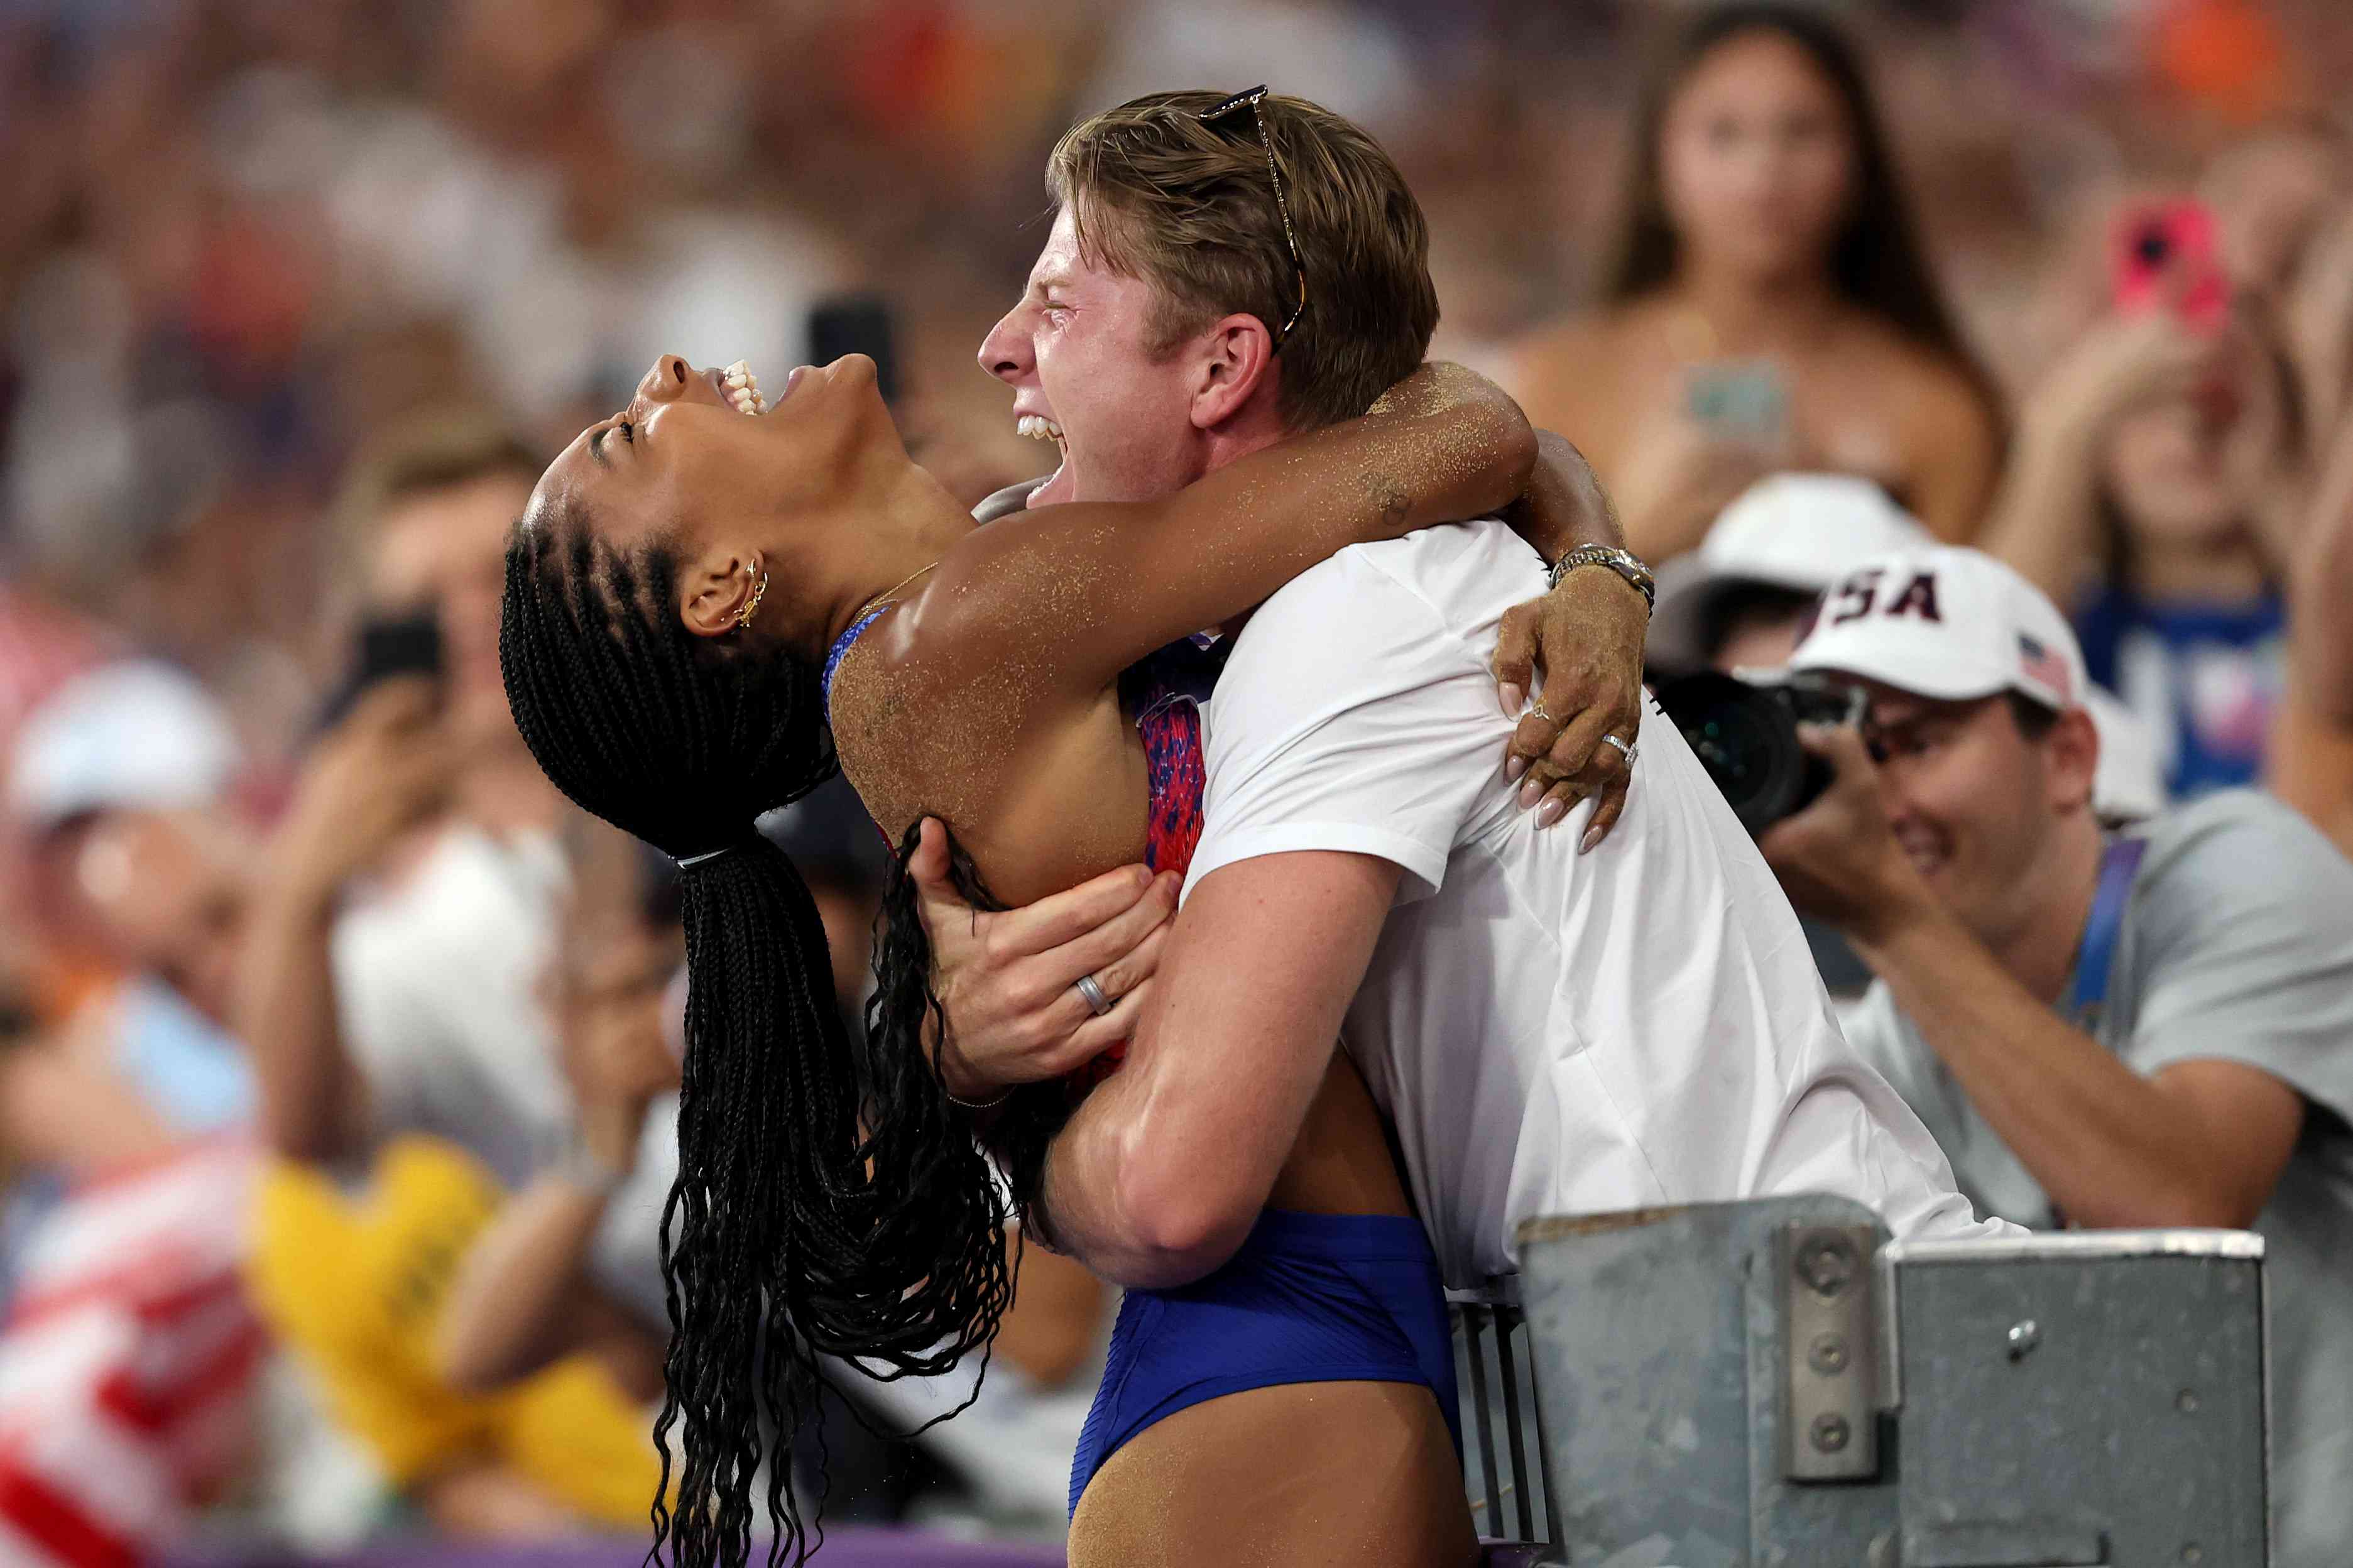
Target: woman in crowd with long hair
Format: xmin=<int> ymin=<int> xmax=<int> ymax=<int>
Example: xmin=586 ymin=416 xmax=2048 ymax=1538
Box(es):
xmin=1984 ymin=294 xmax=2307 ymax=800
xmin=1512 ymin=1 xmax=2003 ymax=557
xmin=496 ymin=347 xmax=1617 ymax=1567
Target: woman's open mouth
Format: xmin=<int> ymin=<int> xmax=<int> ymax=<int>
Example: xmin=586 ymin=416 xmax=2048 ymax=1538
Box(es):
xmin=707 ymin=359 xmax=813 ymax=417
xmin=715 ymin=360 xmax=768 ymax=416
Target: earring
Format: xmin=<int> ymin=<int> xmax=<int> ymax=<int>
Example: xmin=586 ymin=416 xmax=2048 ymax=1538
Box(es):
xmin=736 ymin=569 xmax=768 ymax=632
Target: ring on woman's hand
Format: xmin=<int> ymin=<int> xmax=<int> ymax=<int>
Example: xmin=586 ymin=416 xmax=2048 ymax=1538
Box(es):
xmin=1074 ymin=973 xmax=1114 ymax=1017
xmin=1602 ymin=732 xmax=1637 ymax=766
xmin=1527 ymin=701 xmax=1556 ymax=725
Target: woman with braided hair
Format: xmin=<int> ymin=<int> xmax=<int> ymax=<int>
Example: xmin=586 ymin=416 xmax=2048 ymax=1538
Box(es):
xmin=498 ymin=348 xmax=1622 ymax=1567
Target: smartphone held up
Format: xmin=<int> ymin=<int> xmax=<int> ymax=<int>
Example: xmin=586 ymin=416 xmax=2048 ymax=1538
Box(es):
xmin=312 ymin=612 xmax=444 ymax=737
xmin=2112 ymin=200 xmax=2229 ymax=335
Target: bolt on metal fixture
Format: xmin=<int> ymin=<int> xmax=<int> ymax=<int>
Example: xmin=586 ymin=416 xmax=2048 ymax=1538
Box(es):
xmin=1808 ymin=1334 xmax=1849 ymax=1376
xmin=2006 ymin=1319 xmax=2040 ymax=1359
xmin=1811 ymin=1413 xmax=1852 ymax=1454
xmin=1798 ymin=1236 xmax=1859 ymax=1297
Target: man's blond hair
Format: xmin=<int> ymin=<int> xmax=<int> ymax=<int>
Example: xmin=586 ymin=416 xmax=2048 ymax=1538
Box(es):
xmin=1047 ymin=91 xmax=1439 ymax=432
xmin=325 ymin=412 xmax=542 ymax=603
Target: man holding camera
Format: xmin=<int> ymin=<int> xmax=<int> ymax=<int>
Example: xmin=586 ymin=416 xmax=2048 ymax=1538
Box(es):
xmin=1758 ymin=543 xmax=2353 ymax=1568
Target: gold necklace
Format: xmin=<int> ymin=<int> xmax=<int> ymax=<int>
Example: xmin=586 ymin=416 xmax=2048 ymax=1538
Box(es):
xmin=849 ymin=560 xmax=940 ymax=626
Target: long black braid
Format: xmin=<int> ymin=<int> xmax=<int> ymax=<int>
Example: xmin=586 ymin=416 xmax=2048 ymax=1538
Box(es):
xmin=866 ymin=826 xmax=1075 ymax=1232
xmin=499 ymin=517 xmax=1013 ymax=1568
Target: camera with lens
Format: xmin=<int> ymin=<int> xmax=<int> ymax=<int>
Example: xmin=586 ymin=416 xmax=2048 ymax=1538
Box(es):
xmin=1654 ymin=671 xmax=1867 ymax=836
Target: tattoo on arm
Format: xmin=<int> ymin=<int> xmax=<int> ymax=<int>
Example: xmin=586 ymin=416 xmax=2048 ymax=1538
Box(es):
xmin=1362 ymin=469 xmax=1412 ymax=530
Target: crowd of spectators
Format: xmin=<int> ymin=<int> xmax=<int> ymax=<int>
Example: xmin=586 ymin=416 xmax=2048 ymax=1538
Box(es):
xmin=0 ymin=0 xmax=2348 ymax=1561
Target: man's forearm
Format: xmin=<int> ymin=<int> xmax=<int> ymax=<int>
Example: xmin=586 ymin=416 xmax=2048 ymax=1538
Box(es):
xmin=1031 ymin=852 xmax=1395 ymax=1287
xmin=1858 ymin=906 xmax=2254 ymax=1228
xmin=1034 ymin=1067 xmax=1247 ymax=1289
xmin=237 ymin=877 xmax=365 ymax=1163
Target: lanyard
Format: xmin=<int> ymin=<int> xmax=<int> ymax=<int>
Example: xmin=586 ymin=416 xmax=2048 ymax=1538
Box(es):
xmin=2065 ymin=836 xmax=2149 ymax=1024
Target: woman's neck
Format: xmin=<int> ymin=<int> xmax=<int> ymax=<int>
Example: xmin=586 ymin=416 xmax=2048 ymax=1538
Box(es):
xmin=1664 ymin=259 xmax=1843 ymax=356
xmin=811 ymin=462 xmax=976 ymax=662
xmin=2125 ymin=529 xmax=2272 ymax=607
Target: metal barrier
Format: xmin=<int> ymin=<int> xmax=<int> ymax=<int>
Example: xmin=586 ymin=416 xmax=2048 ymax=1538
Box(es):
xmin=1454 ymin=1291 xmax=1557 ymax=1554
xmin=1512 ymin=1196 xmax=2269 ymax=1567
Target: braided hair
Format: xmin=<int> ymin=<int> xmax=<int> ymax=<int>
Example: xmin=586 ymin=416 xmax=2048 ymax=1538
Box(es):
xmin=499 ymin=514 xmax=1012 ymax=1568
xmin=866 ymin=825 xmax=1073 ymax=1232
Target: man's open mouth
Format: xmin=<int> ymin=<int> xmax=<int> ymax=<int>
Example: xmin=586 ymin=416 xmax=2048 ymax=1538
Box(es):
xmin=1017 ymin=413 xmax=1069 ymax=503
xmin=1894 ymin=826 xmax=1947 ymax=880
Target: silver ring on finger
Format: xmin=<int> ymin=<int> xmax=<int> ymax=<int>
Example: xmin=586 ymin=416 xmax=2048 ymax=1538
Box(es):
xmin=1073 ymin=972 xmax=1114 ymax=1018
xmin=1527 ymin=701 xmax=1556 ymax=724
xmin=1602 ymin=732 xmax=1637 ymax=766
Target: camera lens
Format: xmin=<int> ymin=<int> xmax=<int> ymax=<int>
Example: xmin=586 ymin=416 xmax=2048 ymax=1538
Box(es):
xmin=1682 ymin=690 xmax=1779 ymax=793
xmin=1655 ymin=673 xmax=1836 ymax=837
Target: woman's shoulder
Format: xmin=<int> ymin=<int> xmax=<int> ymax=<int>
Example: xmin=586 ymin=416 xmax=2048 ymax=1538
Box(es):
xmin=1510 ymin=303 xmax=1654 ymax=374
xmin=1833 ymin=312 xmax=1997 ymax=420
xmin=821 ymin=601 xmax=975 ymax=830
xmin=1505 ymin=305 xmax=1655 ymax=449
xmin=824 ymin=582 xmax=1088 ymax=847
xmin=1817 ymin=313 xmax=2002 ymax=538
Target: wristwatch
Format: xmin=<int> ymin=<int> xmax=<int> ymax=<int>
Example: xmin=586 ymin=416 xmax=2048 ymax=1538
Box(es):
xmin=1547 ymin=544 xmax=1655 ymax=611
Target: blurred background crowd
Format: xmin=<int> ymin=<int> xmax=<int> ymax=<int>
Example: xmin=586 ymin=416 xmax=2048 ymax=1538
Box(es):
xmin=0 ymin=0 xmax=2348 ymax=1562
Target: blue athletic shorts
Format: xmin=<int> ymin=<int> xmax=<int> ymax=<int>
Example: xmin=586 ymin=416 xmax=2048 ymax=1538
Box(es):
xmin=1069 ymin=1208 xmax=1461 ymax=1515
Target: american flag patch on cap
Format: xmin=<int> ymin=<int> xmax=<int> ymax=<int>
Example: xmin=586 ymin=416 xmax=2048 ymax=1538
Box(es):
xmin=2018 ymin=634 xmax=2072 ymax=700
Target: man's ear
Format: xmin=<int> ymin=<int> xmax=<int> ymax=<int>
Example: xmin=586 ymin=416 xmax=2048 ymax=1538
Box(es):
xmin=1187 ymin=313 xmax=1280 ymax=432
xmin=2046 ymin=704 xmax=2101 ymax=815
xmin=679 ymin=547 xmax=762 ymax=640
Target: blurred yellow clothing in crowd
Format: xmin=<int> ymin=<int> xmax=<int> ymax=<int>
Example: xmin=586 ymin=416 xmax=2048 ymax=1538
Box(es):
xmin=247 ymin=1135 xmax=663 ymax=1527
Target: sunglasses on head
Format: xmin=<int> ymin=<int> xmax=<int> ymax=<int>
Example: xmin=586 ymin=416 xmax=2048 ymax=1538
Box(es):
xmin=1196 ymin=86 xmax=1309 ymax=352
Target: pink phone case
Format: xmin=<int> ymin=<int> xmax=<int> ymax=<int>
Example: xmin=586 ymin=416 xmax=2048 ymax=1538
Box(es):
xmin=2114 ymin=201 xmax=2228 ymax=335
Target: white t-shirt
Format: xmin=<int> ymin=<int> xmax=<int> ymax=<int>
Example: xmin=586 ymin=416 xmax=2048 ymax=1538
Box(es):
xmin=1186 ymin=521 xmax=2004 ymax=1290
xmin=332 ymin=825 xmax=574 ymax=1189
xmin=331 ymin=825 xmax=676 ymax=1312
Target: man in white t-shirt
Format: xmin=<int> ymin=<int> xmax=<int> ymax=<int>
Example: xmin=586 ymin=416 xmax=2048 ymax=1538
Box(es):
xmin=919 ymin=92 xmax=2001 ymax=1292
xmin=947 ymin=508 xmax=2004 ymax=1291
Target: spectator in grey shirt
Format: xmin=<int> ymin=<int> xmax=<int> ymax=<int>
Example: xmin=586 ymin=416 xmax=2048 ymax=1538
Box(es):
xmin=1757 ymin=543 xmax=2353 ymax=1568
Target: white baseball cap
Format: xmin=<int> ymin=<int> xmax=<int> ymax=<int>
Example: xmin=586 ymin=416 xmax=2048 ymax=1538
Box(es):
xmin=8 ymin=661 xmax=242 ymax=832
xmin=1783 ymin=547 xmax=2169 ymax=820
xmin=1787 ymin=545 xmax=2087 ymax=713
xmin=1649 ymin=474 xmax=1931 ymax=673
